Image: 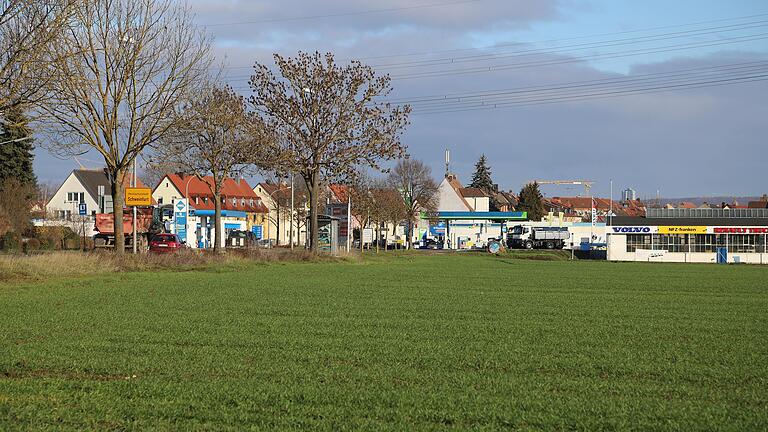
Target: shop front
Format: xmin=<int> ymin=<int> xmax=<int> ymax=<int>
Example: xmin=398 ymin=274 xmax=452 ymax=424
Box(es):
xmin=608 ymin=210 xmax=768 ymax=264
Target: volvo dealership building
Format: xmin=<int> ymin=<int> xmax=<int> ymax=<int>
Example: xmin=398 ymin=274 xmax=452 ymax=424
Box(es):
xmin=607 ymin=208 xmax=768 ymax=264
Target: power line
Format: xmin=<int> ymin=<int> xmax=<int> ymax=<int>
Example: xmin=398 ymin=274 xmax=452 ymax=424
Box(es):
xmin=213 ymin=12 xmax=768 ymax=70
xmin=410 ymin=69 xmax=768 ymax=110
xmin=412 ymin=74 xmax=768 ymax=115
xmin=390 ymin=32 xmax=768 ymax=80
xmin=200 ymin=0 xmax=482 ymax=27
xmin=222 ymin=32 xmax=768 ymax=88
xmin=369 ymin=20 xmax=768 ymax=70
xmin=385 ymin=61 xmax=768 ymax=104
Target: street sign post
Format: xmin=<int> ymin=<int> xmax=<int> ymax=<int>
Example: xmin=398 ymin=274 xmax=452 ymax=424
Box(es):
xmin=78 ymin=202 xmax=87 ymax=251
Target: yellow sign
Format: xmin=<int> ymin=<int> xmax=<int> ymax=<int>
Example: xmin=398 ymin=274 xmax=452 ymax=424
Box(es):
xmin=658 ymin=226 xmax=707 ymax=234
xmin=125 ymin=187 xmax=152 ymax=206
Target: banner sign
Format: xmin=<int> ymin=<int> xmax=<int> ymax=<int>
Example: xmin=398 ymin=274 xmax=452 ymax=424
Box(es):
xmin=713 ymin=227 xmax=768 ymax=234
xmin=610 ymin=226 xmax=655 ymax=234
xmin=658 ymin=226 xmax=707 ymax=234
xmin=363 ymin=228 xmax=374 ymax=244
xmin=174 ymin=199 xmax=188 ymax=243
xmin=125 ymin=187 xmax=152 ymax=206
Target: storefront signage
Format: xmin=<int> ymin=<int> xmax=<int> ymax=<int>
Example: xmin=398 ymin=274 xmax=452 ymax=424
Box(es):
xmin=610 ymin=226 xmax=653 ymax=233
xmin=713 ymin=227 xmax=768 ymax=234
xmin=658 ymin=226 xmax=706 ymax=234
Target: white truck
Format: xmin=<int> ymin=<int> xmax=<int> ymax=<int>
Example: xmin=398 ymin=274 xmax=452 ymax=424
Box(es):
xmin=506 ymin=225 xmax=570 ymax=250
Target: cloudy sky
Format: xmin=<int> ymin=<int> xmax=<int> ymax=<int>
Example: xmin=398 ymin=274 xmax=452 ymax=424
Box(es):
xmin=34 ymin=0 xmax=768 ymax=199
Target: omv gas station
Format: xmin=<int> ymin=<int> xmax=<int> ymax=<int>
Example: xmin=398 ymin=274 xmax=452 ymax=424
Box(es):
xmin=419 ymin=211 xmax=527 ymax=249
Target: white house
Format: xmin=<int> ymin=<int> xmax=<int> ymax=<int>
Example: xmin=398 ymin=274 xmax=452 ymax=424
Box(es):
xmin=43 ymin=168 xmax=146 ymax=236
xmin=432 ymin=174 xmax=498 ymax=249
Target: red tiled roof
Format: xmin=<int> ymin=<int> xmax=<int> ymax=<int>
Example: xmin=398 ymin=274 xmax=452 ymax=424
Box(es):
xmin=550 ymin=197 xmax=614 ymax=210
xmin=329 ymin=184 xmax=349 ymax=202
xmin=164 ymin=174 xmax=267 ymax=213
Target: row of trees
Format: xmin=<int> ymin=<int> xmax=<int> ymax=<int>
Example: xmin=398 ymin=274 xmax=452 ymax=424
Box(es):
xmin=1 ymin=0 xmax=412 ymax=254
xmin=351 ymin=158 xmax=438 ymax=249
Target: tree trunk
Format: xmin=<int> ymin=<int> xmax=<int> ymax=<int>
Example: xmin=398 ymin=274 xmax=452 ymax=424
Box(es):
xmin=275 ymin=203 xmax=280 ymax=246
xmin=308 ymin=171 xmax=319 ymax=253
xmin=213 ymin=190 xmax=223 ymax=253
xmin=112 ymin=168 xmax=125 ymax=254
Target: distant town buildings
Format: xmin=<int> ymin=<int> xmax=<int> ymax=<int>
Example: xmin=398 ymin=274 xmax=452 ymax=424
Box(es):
xmin=622 ymin=188 xmax=637 ymax=201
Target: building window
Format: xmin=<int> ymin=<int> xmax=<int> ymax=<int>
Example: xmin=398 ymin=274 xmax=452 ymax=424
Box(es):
xmin=626 ymin=233 xmax=768 ymax=253
xmin=231 ymin=197 xmax=237 ymax=206
xmin=241 ymin=198 xmax=246 ymax=207
xmin=67 ymin=192 xmax=84 ymax=203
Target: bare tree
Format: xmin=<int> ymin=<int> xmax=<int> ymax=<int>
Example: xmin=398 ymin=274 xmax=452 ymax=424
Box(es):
xmin=41 ymin=0 xmax=211 ymax=253
xmin=0 ymin=0 xmax=74 ymax=112
xmin=159 ymin=84 xmax=271 ymax=253
xmin=249 ymin=51 xmax=410 ymax=252
xmin=140 ymin=157 xmax=187 ymax=190
xmin=388 ymin=158 xmax=438 ymax=249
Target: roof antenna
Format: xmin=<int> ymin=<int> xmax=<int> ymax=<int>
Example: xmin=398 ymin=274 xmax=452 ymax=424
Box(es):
xmin=444 ymin=149 xmax=450 ymax=178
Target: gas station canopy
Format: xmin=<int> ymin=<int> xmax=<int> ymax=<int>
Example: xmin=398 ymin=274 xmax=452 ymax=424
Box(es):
xmin=423 ymin=211 xmax=528 ymax=221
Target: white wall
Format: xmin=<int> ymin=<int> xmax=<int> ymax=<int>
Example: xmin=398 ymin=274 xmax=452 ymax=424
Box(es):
xmin=46 ymin=172 xmax=101 ymax=219
xmin=152 ymin=176 xmax=182 ymax=206
xmin=437 ymin=178 xmax=471 ymax=212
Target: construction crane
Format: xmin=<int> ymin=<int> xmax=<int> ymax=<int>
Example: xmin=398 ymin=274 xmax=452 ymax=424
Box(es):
xmin=530 ymin=180 xmax=595 ymax=197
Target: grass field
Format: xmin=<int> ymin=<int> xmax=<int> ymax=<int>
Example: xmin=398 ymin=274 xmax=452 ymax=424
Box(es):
xmin=1 ymin=252 xmax=767 ymax=430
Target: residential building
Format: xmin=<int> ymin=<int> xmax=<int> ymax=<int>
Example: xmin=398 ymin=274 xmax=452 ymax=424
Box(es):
xmin=152 ymin=174 xmax=268 ymax=248
xmin=43 ymin=168 xmax=147 ymax=236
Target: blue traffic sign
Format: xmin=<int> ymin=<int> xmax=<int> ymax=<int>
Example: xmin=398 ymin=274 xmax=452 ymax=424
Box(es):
xmin=78 ymin=203 xmax=87 ymax=216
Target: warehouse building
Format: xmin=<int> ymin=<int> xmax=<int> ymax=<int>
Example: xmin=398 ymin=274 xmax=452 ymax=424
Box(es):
xmin=607 ymin=208 xmax=768 ymax=264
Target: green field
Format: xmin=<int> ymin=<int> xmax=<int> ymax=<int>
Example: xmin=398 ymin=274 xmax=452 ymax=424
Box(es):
xmin=1 ymin=253 xmax=767 ymax=430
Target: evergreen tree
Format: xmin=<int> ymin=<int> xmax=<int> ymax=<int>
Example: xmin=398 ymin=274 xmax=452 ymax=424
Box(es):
xmin=517 ymin=182 xmax=545 ymax=221
xmin=470 ymin=154 xmax=494 ymax=193
xmin=0 ymin=106 xmax=36 ymax=188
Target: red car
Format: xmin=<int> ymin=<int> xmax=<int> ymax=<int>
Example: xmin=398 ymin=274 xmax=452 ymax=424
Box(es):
xmin=149 ymin=234 xmax=185 ymax=253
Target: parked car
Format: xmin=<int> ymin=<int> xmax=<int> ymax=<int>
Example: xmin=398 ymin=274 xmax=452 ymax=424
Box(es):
xmin=419 ymin=238 xmax=444 ymax=250
xmin=227 ymin=230 xmax=259 ymax=248
xmin=149 ymin=233 xmax=184 ymax=253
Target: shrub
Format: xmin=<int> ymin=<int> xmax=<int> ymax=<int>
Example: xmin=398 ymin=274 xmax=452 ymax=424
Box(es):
xmin=23 ymin=238 xmax=41 ymax=253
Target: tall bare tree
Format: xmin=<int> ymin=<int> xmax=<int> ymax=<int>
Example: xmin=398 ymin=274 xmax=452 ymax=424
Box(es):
xmin=159 ymin=84 xmax=271 ymax=253
xmin=42 ymin=0 xmax=211 ymax=253
xmin=249 ymin=51 xmax=410 ymax=252
xmin=0 ymin=0 xmax=74 ymax=112
xmin=388 ymin=158 xmax=438 ymax=249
